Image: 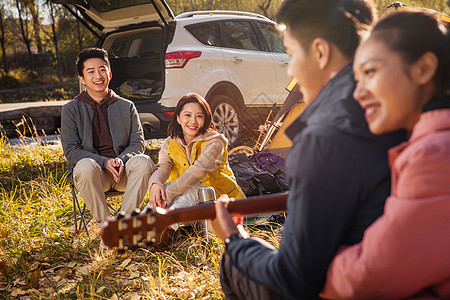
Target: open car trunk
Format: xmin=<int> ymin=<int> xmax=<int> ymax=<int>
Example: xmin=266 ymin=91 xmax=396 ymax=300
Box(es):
xmin=52 ymin=0 xmax=174 ymax=103
xmin=102 ymin=26 xmax=166 ymax=102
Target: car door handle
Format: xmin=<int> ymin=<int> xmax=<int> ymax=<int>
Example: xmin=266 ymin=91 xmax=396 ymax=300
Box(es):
xmin=232 ymin=57 xmax=243 ymax=63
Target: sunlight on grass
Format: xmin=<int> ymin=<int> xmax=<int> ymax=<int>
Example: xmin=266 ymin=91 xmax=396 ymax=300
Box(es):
xmin=0 ymin=131 xmax=282 ymax=299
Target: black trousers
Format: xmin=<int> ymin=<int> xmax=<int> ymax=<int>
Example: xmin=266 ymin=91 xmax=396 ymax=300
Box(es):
xmin=220 ymin=254 xmax=292 ymax=300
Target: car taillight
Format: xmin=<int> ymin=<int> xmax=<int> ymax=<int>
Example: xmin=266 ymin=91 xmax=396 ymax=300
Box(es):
xmin=165 ymin=51 xmax=202 ymax=68
xmin=163 ymin=111 xmax=174 ymax=118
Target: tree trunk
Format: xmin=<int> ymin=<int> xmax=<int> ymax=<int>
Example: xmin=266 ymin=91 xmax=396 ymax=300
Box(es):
xmin=15 ymin=0 xmax=34 ymax=70
xmin=258 ymin=0 xmax=272 ymax=18
xmin=77 ymin=19 xmax=82 ymax=51
xmin=0 ymin=7 xmax=8 ymax=72
xmin=49 ymin=3 xmax=63 ymax=82
xmin=28 ymin=1 xmax=43 ymax=53
xmin=234 ymin=0 xmax=240 ymax=10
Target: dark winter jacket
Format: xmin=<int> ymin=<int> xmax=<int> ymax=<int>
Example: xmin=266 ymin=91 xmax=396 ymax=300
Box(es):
xmin=225 ymin=64 xmax=406 ymax=299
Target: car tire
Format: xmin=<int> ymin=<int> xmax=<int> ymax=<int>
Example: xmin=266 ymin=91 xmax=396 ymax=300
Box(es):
xmin=210 ymin=94 xmax=242 ymax=147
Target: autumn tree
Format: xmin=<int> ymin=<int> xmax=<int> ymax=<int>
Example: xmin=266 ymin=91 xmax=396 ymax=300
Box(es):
xmin=46 ymin=1 xmax=63 ymax=81
xmin=0 ymin=4 xmax=8 ymax=72
xmin=27 ymin=0 xmax=43 ymax=53
xmin=14 ymin=0 xmax=34 ymax=69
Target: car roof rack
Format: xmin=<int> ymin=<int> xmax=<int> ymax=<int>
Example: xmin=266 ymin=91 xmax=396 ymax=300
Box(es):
xmin=176 ymin=10 xmax=270 ymax=21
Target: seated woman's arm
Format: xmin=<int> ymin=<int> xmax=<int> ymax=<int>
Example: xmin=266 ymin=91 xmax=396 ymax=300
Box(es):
xmin=149 ymin=138 xmax=173 ymax=187
xmin=148 ymin=138 xmax=173 ymax=207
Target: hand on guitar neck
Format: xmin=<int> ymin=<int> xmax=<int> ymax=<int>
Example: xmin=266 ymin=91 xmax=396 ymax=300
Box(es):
xmin=100 ymin=192 xmax=288 ymax=250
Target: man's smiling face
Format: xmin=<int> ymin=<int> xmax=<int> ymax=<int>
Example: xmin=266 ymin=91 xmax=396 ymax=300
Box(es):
xmin=79 ymin=57 xmax=111 ymax=101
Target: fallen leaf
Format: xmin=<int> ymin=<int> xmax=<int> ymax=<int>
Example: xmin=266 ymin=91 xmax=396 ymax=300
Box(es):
xmin=13 ymin=278 xmax=26 ymax=286
xmin=0 ymin=229 xmax=9 ymax=238
xmin=11 ymin=288 xmax=27 ymax=297
xmin=59 ymin=267 xmax=70 ymax=278
xmin=0 ymin=260 xmax=9 ymax=276
xmin=129 ymin=271 xmax=140 ymax=279
xmin=127 ymin=263 xmax=140 ymax=271
xmin=122 ymin=279 xmax=132 ymax=285
xmin=68 ymin=261 xmax=77 ymax=268
xmin=30 ymin=262 xmax=40 ymax=270
xmin=128 ymin=293 xmax=139 ymax=300
xmin=26 ymin=288 xmax=40 ymax=294
xmin=116 ymin=258 xmax=131 ymax=270
xmin=29 ymin=269 xmax=40 ymax=289
xmin=101 ymin=265 xmax=114 ymax=276
xmin=76 ymin=265 xmax=90 ymax=276
xmin=97 ymin=286 xmax=106 ymax=294
xmin=39 ymin=276 xmax=51 ymax=287
xmin=110 ymin=294 xmax=119 ymax=300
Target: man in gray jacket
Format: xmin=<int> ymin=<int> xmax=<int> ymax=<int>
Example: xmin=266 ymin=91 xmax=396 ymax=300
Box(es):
xmin=61 ymin=48 xmax=155 ymax=224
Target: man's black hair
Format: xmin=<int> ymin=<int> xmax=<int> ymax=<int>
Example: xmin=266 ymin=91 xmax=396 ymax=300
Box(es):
xmin=276 ymin=0 xmax=377 ymax=59
xmin=76 ymin=48 xmax=109 ymax=77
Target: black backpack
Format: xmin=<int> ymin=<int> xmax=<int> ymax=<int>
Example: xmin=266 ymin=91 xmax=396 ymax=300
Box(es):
xmin=228 ymin=153 xmax=284 ymax=197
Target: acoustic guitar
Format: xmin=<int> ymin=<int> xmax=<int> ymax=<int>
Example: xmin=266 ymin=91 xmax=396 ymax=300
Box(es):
xmin=100 ymin=193 xmax=288 ymax=250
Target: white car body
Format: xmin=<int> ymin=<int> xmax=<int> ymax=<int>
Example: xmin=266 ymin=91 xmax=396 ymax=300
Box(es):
xmin=54 ymin=1 xmax=290 ymax=145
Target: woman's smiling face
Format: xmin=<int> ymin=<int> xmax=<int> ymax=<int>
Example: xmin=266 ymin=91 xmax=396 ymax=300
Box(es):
xmin=177 ymin=102 xmax=205 ymax=143
xmin=352 ymin=37 xmax=425 ymax=135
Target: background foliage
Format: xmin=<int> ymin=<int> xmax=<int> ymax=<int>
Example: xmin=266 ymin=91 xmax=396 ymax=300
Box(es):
xmin=0 ymin=0 xmax=448 ymax=92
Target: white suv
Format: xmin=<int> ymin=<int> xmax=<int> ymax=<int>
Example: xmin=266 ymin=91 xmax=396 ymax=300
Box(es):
xmin=55 ymin=0 xmax=290 ymax=145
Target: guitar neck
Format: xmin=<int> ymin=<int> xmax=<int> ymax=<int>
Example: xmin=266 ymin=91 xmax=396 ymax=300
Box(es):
xmin=100 ymin=193 xmax=288 ymax=249
xmin=164 ymin=193 xmax=288 ymax=225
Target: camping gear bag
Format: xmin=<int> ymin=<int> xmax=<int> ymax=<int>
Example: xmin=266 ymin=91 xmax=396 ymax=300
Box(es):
xmin=249 ymin=151 xmax=288 ymax=190
xmin=228 ymin=153 xmax=285 ymax=197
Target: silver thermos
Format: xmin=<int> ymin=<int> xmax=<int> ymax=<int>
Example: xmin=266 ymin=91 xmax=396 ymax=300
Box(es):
xmin=198 ymin=187 xmax=216 ymax=241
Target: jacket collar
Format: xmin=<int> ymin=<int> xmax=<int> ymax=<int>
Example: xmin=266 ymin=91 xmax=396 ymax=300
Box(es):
xmin=422 ymin=94 xmax=450 ymax=112
xmin=175 ymin=130 xmax=225 ymax=147
xmin=389 ymin=95 xmax=450 ymax=162
xmin=411 ymin=95 xmax=450 ymax=142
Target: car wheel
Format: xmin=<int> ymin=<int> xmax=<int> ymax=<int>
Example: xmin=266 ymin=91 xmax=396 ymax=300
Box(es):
xmin=142 ymin=123 xmax=153 ymax=140
xmin=210 ymin=95 xmax=242 ymax=146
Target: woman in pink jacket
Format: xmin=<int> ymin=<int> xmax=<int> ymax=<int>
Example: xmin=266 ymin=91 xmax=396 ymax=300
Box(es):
xmin=322 ymin=11 xmax=450 ymax=300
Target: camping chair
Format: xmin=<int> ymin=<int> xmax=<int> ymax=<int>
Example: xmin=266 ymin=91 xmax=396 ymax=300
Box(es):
xmin=70 ymin=179 xmax=123 ymax=237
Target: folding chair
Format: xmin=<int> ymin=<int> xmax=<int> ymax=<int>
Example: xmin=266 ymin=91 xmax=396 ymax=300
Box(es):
xmin=71 ymin=181 xmax=123 ymax=237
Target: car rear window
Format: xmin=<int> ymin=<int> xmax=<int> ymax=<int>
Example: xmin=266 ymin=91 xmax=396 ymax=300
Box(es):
xmin=185 ymin=23 xmax=220 ymax=47
xmin=220 ymin=21 xmax=262 ymax=51
xmin=258 ymin=22 xmax=285 ymax=53
xmin=109 ymin=38 xmax=134 ymax=58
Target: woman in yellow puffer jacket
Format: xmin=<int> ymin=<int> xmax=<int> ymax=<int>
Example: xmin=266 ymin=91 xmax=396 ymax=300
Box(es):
xmin=147 ymin=93 xmax=245 ymax=217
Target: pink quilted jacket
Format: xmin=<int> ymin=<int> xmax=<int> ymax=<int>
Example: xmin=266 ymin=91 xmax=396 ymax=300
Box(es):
xmin=322 ymin=108 xmax=450 ymax=300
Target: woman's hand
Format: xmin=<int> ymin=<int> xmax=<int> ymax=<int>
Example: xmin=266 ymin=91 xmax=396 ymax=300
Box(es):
xmin=209 ymin=194 xmax=247 ymax=241
xmin=148 ymin=183 xmax=167 ymax=208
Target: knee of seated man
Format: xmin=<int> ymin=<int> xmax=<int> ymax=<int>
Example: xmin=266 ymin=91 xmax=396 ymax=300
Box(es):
xmin=73 ymin=158 xmax=102 ymax=181
xmin=126 ymin=154 xmax=155 ymax=175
